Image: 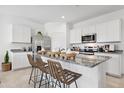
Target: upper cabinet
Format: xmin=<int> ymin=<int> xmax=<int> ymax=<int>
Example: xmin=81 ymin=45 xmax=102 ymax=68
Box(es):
xmin=96 ymin=19 xmax=121 ymax=42
xmin=82 ymin=25 xmax=96 ymax=35
xmin=70 ymin=19 xmax=121 ymax=44
xmin=107 ymin=20 xmax=121 ymax=42
xmin=96 ymin=22 xmax=107 ymax=42
xmin=10 ymin=24 xmax=31 ymax=43
xmin=70 ymin=28 xmax=81 ymax=44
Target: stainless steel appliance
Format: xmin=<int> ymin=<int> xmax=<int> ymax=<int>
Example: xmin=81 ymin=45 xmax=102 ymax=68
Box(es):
xmin=81 ymin=33 xmax=96 ymax=43
xmin=32 ymin=35 xmax=51 ymax=52
xmin=42 ymin=36 xmax=51 ymax=50
xmin=79 ymin=46 xmax=98 ymax=55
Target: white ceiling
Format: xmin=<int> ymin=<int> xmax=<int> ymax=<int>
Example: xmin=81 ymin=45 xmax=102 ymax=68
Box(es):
xmin=0 ymin=5 xmax=124 ymax=24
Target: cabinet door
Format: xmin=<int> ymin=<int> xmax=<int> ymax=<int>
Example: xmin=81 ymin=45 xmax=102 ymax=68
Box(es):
xmin=96 ymin=19 xmax=121 ymax=42
xmin=82 ymin=25 xmax=96 ymax=35
xmin=96 ymin=22 xmax=107 ymax=42
xmin=70 ymin=28 xmax=81 ymax=44
xmin=95 ymin=53 xmax=122 ymax=77
xmin=11 ymin=24 xmax=31 ymax=43
xmin=107 ymin=19 xmax=121 ymax=42
xmin=12 ymin=52 xmax=31 ymax=70
xmin=70 ymin=29 xmax=76 ymax=43
xmin=21 ymin=52 xmax=31 ymax=68
xmin=12 ymin=25 xmax=24 ymax=42
xmin=88 ymin=25 xmax=96 ymax=34
xmin=107 ymin=54 xmax=121 ymax=76
xmin=13 ymin=53 xmax=23 ymax=69
xmin=22 ymin=26 xmax=31 ymax=43
xmin=75 ymin=28 xmax=81 ymax=43
xmin=82 ymin=27 xmax=89 ymax=35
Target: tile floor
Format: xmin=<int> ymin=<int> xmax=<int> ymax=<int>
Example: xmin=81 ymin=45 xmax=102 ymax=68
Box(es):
xmin=0 ymin=68 xmax=124 ymax=88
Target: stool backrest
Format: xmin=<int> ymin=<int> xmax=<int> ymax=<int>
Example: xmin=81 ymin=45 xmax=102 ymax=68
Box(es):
xmin=35 ymin=54 xmax=49 ymax=73
xmin=27 ymin=54 xmax=37 ymax=67
xmin=35 ymin=54 xmax=44 ymax=64
xmin=47 ymin=60 xmax=66 ymax=83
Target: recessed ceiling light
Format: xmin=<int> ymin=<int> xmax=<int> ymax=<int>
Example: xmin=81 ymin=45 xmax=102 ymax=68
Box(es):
xmin=61 ymin=16 xmax=65 ymax=19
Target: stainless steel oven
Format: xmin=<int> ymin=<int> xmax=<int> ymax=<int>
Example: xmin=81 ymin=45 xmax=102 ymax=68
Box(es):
xmin=81 ymin=33 xmax=96 ymax=43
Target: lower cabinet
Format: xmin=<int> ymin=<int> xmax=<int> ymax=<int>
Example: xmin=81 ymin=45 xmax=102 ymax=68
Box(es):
xmin=10 ymin=52 xmax=32 ymax=70
xmin=95 ymin=53 xmax=122 ymax=77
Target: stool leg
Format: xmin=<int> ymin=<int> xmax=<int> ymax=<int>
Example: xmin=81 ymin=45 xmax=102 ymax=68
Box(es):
xmin=45 ymin=73 xmax=47 ymax=88
xmin=35 ymin=68 xmax=39 ymax=86
xmin=66 ymin=84 xmax=67 ymax=88
xmin=58 ymin=81 xmax=61 ymax=88
xmin=68 ymin=85 xmax=70 ymax=88
xmin=63 ymin=83 xmax=65 ymax=88
xmin=46 ymin=74 xmax=50 ymax=88
xmin=34 ymin=68 xmax=36 ymax=88
xmin=51 ymin=77 xmax=54 ymax=88
xmin=54 ymin=80 xmax=58 ymax=88
xmin=75 ymin=81 xmax=78 ymax=88
xmin=39 ymin=72 xmax=44 ymax=88
xmin=28 ymin=67 xmax=34 ymax=84
xmin=47 ymin=75 xmax=51 ymax=88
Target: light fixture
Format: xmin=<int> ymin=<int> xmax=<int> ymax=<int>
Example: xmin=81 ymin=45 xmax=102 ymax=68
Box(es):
xmin=61 ymin=16 xmax=65 ymax=19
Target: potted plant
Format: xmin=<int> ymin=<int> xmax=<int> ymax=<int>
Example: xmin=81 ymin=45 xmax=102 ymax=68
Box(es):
xmin=2 ymin=51 xmax=11 ymax=71
xmin=37 ymin=31 xmax=43 ymax=37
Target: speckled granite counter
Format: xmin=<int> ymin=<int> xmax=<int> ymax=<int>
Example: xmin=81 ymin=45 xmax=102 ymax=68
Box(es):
xmin=40 ymin=54 xmax=110 ymax=68
xmin=94 ymin=50 xmax=123 ymax=54
xmin=75 ymin=54 xmax=110 ymax=67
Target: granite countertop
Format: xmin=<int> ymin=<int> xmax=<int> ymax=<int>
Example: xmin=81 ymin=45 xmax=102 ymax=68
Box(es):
xmin=40 ymin=54 xmax=111 ymax=68
xmin=10 ymin=49 xmax=32 ymax=53
xmin=94 ymin=50 xmax=123 ymax=54
xmin=75 ymin=54 xmax=111 ymax=67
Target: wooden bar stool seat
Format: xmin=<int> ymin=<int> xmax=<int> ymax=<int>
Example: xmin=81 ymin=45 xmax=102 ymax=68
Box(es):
xmin=62 ymin=69 xmax=81 ymax=86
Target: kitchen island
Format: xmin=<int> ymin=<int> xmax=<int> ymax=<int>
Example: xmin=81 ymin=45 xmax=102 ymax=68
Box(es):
xmin=40 ymin=54 xmax=110 ymax=88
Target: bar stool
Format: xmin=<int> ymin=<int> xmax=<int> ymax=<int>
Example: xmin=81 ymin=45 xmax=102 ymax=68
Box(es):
xmin=47 ymin=60 xmax=82 ymax=88
xmin=27 ymin=54 xmax=40 ymax=88
xmin=35 ymin=55 xmax=50 ymax=88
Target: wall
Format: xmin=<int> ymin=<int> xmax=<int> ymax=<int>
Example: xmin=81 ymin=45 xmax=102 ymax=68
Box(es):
xmin=0 ymin=14 xmax=44 ymax=70
xmin=45 ymin=22 xmax=69 ymax=50
xmin=73 ymin=8 xmax=124 ymax=74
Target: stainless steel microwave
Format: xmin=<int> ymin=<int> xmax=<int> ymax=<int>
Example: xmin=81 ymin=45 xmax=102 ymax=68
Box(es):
xmin=81 ymin=34 xmax=96 ymax=43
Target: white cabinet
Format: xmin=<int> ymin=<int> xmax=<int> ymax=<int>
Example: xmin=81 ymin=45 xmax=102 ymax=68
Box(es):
xmin=10 ymin=52 xmax=32 ymax=70
xmin=70 ymin=28 xmax=81 ymax=43
xmin=82 ymin=25 xmax=96 ymax=35
xmin=95 ymin=53 xmax=122 ymax=77
xmin=10 ymin=24 xmax=31 ymax=43
xmin=96 ymin=22 xmax=107 ymax=42
xmin=70 ymin=29 xmax=76 ymax=43
xmin=96 ymin=19 xmax=121 ymax=42
xmin=107 ymin=20 xmax=121 ymax=42
xmin=70 ymin=19 xmax=121 ymax=43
